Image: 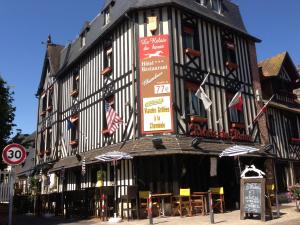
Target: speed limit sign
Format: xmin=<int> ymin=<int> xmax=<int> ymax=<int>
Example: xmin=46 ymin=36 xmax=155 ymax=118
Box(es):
xmin=2 ymin=143 xmax=27 ymax=165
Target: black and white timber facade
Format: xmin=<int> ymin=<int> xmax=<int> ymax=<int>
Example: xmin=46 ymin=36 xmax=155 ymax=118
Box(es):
xmin=259 ymin=52 xmax=300 ymax=192
xmin=33 ymin=0 xmax=287 ymax=217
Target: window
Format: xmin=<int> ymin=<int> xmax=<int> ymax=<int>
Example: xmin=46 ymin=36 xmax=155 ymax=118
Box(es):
xmin=223 ymin=36 xmax=237 ymax=67
xmin=42 ymin=94 xmax=47 ymax=112
xmin=195 ymin=0 xmax=207 ymax=6
xmin=40 ymin=132 xmax=46 ymax=153
xmin=103 ymin=8 xmax=110 ymax=26
xmin=185 ymin=82 xmax=207 ymax=118
xmin=284 ymin=115 xmax=298 ymax=138
xmin=268 ymin=114 xmax=275 ymax=136
xmin=73 ymin=72 xmax=79 ymax=91
xmin=211 ymin=0 xmax=222 ymax=13
xmin=104 ymin=45 xmax=113 ymax=69
xmin=227 ymin=92 xmax=244 ymax=124
xmin=80 ymin=33 xmax=86 ymax=48
xmin=46 ymin=128 xmax=52 ymax=150
xmin=182 ymin=24 xmax=199 ymax=51
xmin=48 ymin=89 xmax=53 ymax=110
xmin=71 ymin=121 xmax=79 ymax=142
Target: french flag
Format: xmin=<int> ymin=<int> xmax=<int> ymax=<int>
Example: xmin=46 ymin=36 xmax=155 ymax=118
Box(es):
xmin=228 ymin=91 xmax=243 ymax=111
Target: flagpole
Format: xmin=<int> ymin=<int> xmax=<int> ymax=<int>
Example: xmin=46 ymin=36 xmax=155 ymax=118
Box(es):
xmin=201 ymin=72 xmax=210 ymax=87
xmin=247 ymin=94 xmax=275 ymax=129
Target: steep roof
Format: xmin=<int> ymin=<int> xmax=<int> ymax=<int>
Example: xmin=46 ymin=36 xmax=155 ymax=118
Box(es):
xmin=57 ymin=0 xmax=259 ymax=77
xmin=258 ymin=52 xmax=287 ymax=77
xmin=37 ymin=43 xmax=64 ymax=95
xmin=258 ymin=52 xmax=299 ymax=81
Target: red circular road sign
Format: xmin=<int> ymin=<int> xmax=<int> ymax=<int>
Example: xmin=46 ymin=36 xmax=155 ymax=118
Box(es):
xmin=2 ymin=143 xmax=27 ymax=165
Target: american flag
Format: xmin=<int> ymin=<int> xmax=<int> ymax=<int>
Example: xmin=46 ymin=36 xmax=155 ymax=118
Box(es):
xmin=105 ymin=100 xmax=123 ymax=134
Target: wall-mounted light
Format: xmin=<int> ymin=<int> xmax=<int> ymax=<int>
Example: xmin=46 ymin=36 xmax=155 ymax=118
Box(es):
xmin=255 ymin=89 xmax=262 ymax=102
xmin=152 ymin=137 xmax=163 ymax=149
xmin=191 ymin=137 xmax=202 ymax=148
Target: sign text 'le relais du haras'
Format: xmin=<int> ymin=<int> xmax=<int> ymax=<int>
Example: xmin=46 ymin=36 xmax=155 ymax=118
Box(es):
xmin=139 ymin=34 xmax=174 ymax=134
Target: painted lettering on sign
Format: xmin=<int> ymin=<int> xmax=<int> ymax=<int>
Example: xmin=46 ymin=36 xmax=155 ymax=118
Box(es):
xmin=188 ymin=123 xmax=252 ymax=142
xmin=139 ymin=34 xmax=174 ymax=134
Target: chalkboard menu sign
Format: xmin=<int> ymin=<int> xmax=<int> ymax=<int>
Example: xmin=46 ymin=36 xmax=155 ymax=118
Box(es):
xmin=240 ymin=178 xmax=266 ymax=221
xmin=244 ymin=182 xmax=262 ymax=213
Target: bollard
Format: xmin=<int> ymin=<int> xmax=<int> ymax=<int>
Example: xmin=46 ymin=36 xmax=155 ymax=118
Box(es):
xmin=148 ymin=192 xmax=153 ymax=225
xmin=208 ymin=190 xmax=214 ymax=224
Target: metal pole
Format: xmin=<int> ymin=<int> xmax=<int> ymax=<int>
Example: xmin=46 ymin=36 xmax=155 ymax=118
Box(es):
xmin=114 ymin=160 xmax=117 ymax=217
xmin=272 ymin=159 xmax=280 ymax=218
xmin=208 ymin=190 xmax=214 ymax=224
xmin=148 ymin=191 xmax=153 ymax=225
xmin=8 ymin=167 xmax=15 ymax=225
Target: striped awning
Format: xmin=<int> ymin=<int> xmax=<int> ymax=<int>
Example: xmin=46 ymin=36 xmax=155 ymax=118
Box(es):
xmin=95 ymin=151 xmax=133 ymax=162
xmin=219 ymin=145 xmax=259 ymax=157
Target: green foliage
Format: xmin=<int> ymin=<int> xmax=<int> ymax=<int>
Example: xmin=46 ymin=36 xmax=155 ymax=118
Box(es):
xmin=290 ymin=183 xmax=300 ymax=199
xmin=0 ymin=75 xmax=16 ymax=169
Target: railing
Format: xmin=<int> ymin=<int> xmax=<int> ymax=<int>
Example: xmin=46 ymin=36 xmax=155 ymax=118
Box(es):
xmin=0 ymin=170 xmax=11 ymax=203
xmin=273 ymin=91 xmax=297 ymax=105
xmin=288 ymin=138 xmax=300 ymax=160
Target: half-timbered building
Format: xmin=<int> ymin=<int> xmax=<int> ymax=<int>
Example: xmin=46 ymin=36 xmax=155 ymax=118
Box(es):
xmin=258 ymin=52 xmax=300 ymax=192
xmin=35 ymin=0 xmax=273 ymax=217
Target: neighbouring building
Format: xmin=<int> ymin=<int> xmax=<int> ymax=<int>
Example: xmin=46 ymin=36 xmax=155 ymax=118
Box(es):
xmin=34 ymin=0 xmax=278 ymax=218
xmin=258 ymin=52 xmax=300 ymax=192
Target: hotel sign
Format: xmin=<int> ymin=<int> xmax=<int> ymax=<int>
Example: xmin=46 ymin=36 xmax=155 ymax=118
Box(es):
xmin=139 ymin=34 xmax=174 ymax=134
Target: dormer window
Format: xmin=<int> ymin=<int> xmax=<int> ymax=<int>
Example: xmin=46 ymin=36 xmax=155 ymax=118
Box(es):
xmin=211 ymin=0 xmax=222 ymax=14
xmin=104 ymin=8 xmax=110 ymax=26
xmin=195 ymin=0 xmax=207 ymax=6
xmin=80 ymin=33 xmax=86 ymax=48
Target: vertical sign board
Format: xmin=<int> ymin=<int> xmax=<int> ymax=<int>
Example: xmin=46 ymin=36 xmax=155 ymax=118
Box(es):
xmin=240 ymin=178 xmax=266 ymax=221
xmin=139 ymin=34 xmax=174 ymax=134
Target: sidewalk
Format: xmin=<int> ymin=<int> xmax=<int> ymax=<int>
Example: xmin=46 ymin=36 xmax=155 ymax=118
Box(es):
xmin=12 ymin=202 xmax=300 ymax=225
xmin=95 ymin=202 xmax=300 ymax=225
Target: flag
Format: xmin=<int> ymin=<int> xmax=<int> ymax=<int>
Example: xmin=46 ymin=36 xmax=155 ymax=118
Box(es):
xmin=67 ymin=118 xmax=76 ymax=130
xmin=253 ymin=95 xmax=274 ymax=123
xmin=228 ymin=91 xmax=243 ymax=111
xmin=195 ymin=86 xmax=212 ymax=111
xmin=105 ymin=100 xmax=123 ymax=135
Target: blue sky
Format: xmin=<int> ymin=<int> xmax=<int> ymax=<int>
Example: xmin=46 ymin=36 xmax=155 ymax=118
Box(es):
xmin=0 ymin=0 xmax=299 ymax=135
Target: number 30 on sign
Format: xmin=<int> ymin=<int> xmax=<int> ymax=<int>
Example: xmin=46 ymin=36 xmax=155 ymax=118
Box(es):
xmin=2 ymin=143 xmax=27 ymax=165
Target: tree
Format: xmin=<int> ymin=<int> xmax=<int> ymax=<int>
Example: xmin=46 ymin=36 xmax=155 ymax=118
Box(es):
xmin=0 ymin=75 xmax=16 ymax=169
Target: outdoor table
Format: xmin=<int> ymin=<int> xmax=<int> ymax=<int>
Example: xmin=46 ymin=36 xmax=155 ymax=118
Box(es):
xmin=152 ymin=193 xmax=172 ymax=217
xmin=192 ymin=192 xmax=208 ymax=215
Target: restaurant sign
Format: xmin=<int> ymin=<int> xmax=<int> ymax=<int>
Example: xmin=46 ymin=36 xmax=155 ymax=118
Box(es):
xmin=189 ymin=123 xmax=252 ymax=142
xmin=139 ymin=34 xmax=174 ymax=134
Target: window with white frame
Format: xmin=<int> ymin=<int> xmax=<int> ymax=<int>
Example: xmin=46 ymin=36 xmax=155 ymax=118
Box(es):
xmin=195 ymin=0 xmax=208 ymax=6
xmin=185 ymin=83 xmax=207 ymax=118
xmin=211 ymin=0 xmax=222 ymax=13
xmin=80 ymin=32 xmax=86 ymax=48
xmin=103 ymin=8 xmax=110 ymax=26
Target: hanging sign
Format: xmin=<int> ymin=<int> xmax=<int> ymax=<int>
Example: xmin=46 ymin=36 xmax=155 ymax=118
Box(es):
xmin=2 ymin=143 xmax=27 ymax=165
xmin=139 ymin=34 xmax=174 ymax=134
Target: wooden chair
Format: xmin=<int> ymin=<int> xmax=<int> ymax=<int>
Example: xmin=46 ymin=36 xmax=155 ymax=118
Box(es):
xmin=191 ymin=193 xmax=206 ymax=215
xmin=120 ymin=186 xmax=139 ymax=220
xmin=172 ymin=188 xmax=192 ymax=217
xmin=266 ymin=184 xmax=275 ymax=205
xmin=138 ymin=191 xmax=150 ymax=218
xmin=210 ymin=187 xmax=225 ymax=213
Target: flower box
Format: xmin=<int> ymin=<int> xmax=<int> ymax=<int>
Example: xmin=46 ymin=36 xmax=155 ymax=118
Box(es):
xmin=69 ymin=140 xmax=79 ymax=146
xmin=45 ymin=149 xmax=51 ymax=156
xmin=185 ymin=48 xmax=201 ymax=57
xmin=288 ymin=138 xmax=300 ymax=145
xmin=39 ymin=151 xmax=45 ymax=158
xmin=46 ymin=106 xmax=53 ymax=112
xmin=40 ymin=110 xmax=46 ymax=116
xmin=225 ymin=61 xmax=238 ymax=71
xmin=231 ymin=122 xmax=245 ymax=129
xmin=70 ymin=89 xmax=79 ymax=97
xmin=190 ymin=115 xmax=208 ymax=124
xmin=101 ymin=67 xmax=113 ymax=76
xmin=102 ymin=129 xmax=111 ymax=136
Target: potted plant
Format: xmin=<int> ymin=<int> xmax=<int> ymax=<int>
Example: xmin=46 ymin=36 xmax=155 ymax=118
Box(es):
xmin=289 ymin=183 xmax=300 ymax=211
